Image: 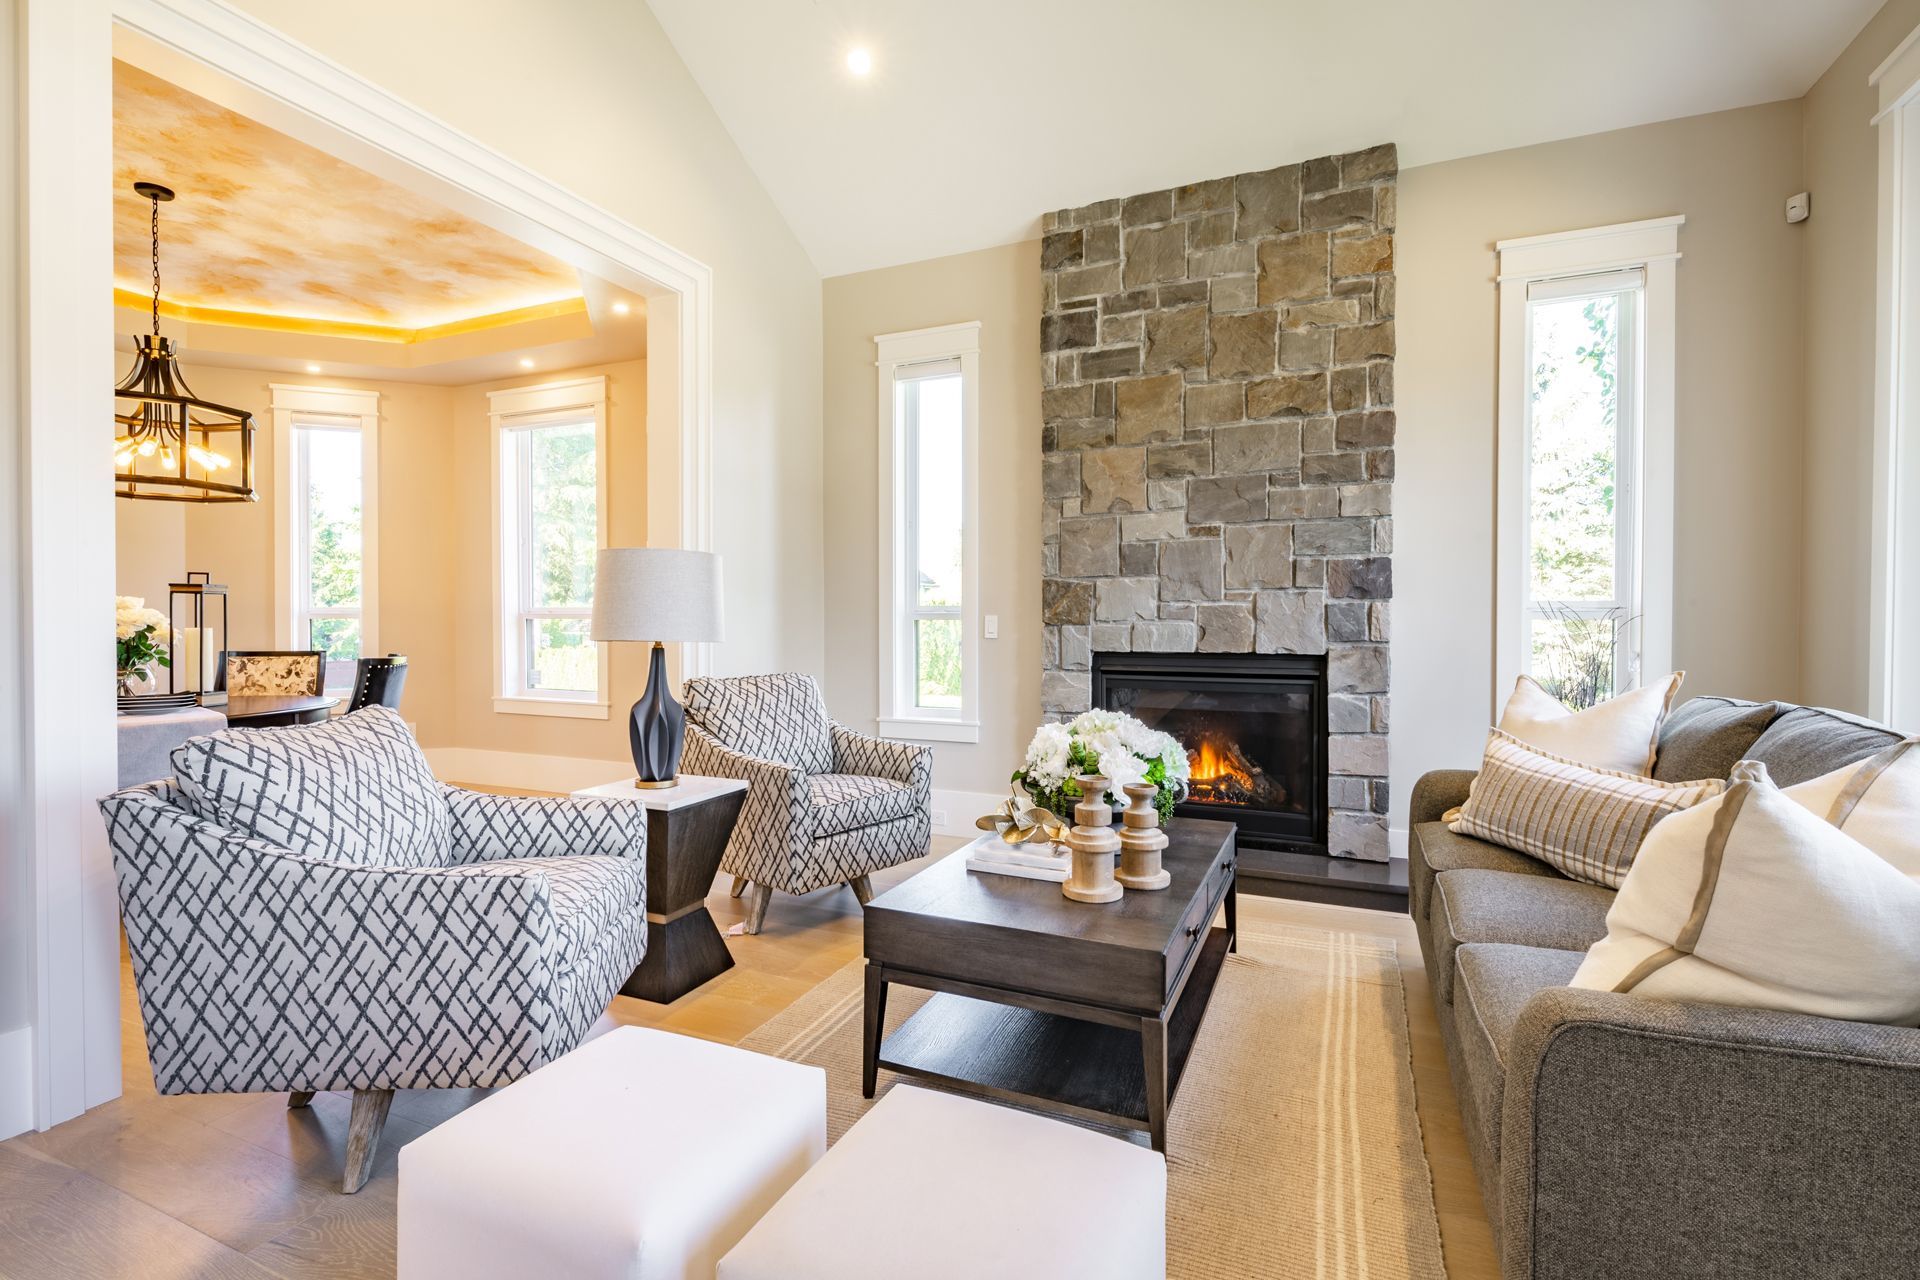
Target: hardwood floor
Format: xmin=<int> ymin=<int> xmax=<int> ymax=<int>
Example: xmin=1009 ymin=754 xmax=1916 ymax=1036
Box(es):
xmin=0 ymin=835 xmax=1497 ymax=1279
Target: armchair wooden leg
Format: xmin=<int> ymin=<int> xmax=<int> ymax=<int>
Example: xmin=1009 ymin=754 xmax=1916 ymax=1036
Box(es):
xmin=287 ymin=1090 xmax=315 ymax=1109
xmin=730 ymin=875 xmax=747 ymax=899
xmin=850 ymin=874 xmax=875 ymax=906
xmin=342 ymin=1088 xmax=394 ymax=1194
xmin=741 ymin=881 xmax=772 ymax=935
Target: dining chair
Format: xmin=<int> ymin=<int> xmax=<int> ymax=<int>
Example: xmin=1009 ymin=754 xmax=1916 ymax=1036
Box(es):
xmin=223 ymin=650 xmax=324 ymax=697
xmin=348 ymin=653 xmax=409 ymax=711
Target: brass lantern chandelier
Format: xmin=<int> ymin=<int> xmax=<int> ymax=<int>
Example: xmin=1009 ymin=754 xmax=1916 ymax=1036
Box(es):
xmin=114 ymin=182 xmax=257 ymax=503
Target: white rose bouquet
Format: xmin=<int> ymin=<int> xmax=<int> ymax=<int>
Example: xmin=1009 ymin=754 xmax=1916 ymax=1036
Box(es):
xmin=115 ymin=596 xmax=171 ymax=694
xmin=1012 ymin=709 xmax=1190 ymax=826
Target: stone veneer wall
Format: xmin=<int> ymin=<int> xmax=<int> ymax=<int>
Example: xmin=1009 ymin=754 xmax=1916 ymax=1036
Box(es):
xmin=1038 ymin=144 xmax=1396 ymax=861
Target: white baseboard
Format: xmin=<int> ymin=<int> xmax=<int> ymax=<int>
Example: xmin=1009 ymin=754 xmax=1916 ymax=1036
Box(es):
xmin=1390 ymin=826 xmax=1409 ymax=861
xmin=425 ymin=747 xmax=632 ymax=795
xmin=0 ymin=1025 xmax=33 ymax=1140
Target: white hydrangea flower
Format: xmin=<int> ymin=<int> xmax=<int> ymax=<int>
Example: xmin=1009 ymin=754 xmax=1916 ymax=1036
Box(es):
xmin=1098 ymin=747 xmax=1148 ymax=794
xmin=1069 ymin=708 xmax=1121 ymax=738
xmin=1023 ymin=722 xmax=1073 ymax=790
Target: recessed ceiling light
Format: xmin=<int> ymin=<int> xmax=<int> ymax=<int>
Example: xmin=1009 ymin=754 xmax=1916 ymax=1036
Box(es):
xmin=611 ymin=301 xmax=631 ymax=316
xmin=305 ymin=364 xmax=321 ymax=374
xmin=845 ymin=47 xmax=872 ymax=76
xmin=520 ymin=358 xmax=535 ymax=369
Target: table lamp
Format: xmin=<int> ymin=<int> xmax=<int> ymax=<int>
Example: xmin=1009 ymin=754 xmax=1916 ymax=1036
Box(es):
xmin=590 ymin=548 xmax=725 ymax=787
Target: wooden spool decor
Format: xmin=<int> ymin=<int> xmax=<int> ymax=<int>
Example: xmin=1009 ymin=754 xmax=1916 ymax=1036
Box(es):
xmin=1061 ymin=774 xmax=1124 ymax=904
xmin=1116 ymin=782 xmax=1173 ymax=891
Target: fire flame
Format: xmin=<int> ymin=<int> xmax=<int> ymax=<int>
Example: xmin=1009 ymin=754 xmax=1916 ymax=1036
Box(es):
xmin=1189 ymin=739 xmax=1253 ymax=790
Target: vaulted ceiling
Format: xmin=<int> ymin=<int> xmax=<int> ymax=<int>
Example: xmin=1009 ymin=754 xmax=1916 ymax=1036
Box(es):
xmin=113 ymin=59 xmax=582 ymax=331
xmin=649 ymin=0 xmax=1883 ymax=277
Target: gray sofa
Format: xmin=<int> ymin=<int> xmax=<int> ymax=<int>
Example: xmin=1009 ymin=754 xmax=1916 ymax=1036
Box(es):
xmin=1410 ymin=697 xmax=1920 ymax=1279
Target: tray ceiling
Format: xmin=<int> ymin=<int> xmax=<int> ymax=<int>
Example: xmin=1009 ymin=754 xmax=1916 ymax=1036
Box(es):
xmin=113 ymin=60 xmax=583 ymax=330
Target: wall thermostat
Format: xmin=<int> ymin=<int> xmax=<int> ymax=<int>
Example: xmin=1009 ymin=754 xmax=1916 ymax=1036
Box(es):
xmin=1786 ymin=192 xmax=1811 ymax=224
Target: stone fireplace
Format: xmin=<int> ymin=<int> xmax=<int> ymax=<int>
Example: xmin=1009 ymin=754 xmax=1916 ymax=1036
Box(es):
xmin=1039 ymin=145 xmax=1395 ymax=862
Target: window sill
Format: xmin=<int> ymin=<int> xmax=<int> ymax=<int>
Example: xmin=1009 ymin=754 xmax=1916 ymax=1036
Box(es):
xmin=877 ymin=716 xmax=980 ymax=744
xmin=493 ymin=696 xmax=610 ymax=721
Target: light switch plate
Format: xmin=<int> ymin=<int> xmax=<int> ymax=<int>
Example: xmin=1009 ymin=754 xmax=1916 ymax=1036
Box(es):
xmin=983 ymin=614 xmax=999 ymax=638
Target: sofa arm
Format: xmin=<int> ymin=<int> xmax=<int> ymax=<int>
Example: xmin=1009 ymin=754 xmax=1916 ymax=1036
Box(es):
xmin=1500 ymin=986 xmax=1920 ymax=1279
xmin=1410 ymin=768 xmax=1475 ymax=826
xmin=100 ymin=785 xmax=583 ymax=1095
xmin=442 ymin=786 xmax=648 ymax=866
xmin=830 ymin=722 xmax=932 ymax=794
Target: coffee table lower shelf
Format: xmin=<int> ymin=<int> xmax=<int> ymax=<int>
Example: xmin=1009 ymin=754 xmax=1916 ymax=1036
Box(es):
xmin=871 ymin=926 xmax=1231 ymax=1146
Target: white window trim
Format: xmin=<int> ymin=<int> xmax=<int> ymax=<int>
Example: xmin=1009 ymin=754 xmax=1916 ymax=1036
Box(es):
xmin=1870 ymin=31 xmax=1920 ymax=728
xmin=489 ymin=376 xmax=610 ymax=719
xmin=270 ymin=384 xmax=380 ymax=686
xmin=875 ymin=322 xmax=981 ymax=744
xmin=1493 ymin=216 xmax=1682 ymax=718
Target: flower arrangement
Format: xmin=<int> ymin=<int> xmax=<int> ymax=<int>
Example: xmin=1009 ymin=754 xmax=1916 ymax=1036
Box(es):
xmin=115 ymin=596 xmax=171 ymax=695
xmin=1012 ymin=709 xmax=1190 ymax=827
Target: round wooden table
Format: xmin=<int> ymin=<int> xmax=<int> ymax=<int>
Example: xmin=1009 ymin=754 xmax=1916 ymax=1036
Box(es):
xmin=222 ymin=694 xmax=340 ymax=727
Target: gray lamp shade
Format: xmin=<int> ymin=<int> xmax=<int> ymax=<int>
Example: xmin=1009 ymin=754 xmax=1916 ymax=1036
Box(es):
xmin=590 ymin=548 xmax=724 ymax=644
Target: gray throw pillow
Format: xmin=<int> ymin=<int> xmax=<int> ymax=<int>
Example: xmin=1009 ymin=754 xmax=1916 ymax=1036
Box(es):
xmin=171 ymin=705 xmax=451 ymax=867
xmin=1652 ymin=697 xmax=1782 ymax=782
xmin=1745 ymin=705 xmax=1908 ymax=788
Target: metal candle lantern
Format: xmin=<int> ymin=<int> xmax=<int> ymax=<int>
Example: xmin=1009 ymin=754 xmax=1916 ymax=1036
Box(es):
xmin=168 ymin=572 xmax=229 ymax=707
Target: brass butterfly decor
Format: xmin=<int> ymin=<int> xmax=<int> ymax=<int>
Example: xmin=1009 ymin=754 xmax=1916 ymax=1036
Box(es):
xmin=975 ymin=797 xmax=1070 ymax=846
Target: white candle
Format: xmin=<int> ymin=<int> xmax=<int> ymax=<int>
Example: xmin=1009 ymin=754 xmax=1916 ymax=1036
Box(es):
xmin=201 ymin=630 xmax=218 ymax=691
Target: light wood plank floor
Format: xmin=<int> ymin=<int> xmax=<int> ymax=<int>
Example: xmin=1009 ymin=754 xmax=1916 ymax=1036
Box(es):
xmin=0 ymin=835 xmax=1497 ymax=1280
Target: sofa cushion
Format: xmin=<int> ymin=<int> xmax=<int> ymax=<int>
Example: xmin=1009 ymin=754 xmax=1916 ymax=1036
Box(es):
xmin=171 ymin=705 xmax=451 ymax=868
xmin=1653 ymin=697 xmax=1784 ymax=782
xmin=807 ymin=773 xmax=921 ymax=836
xmin=1409 ymin=821 xmax=1559 ymax=937
xmin=1450 ymin=942 xmax=1586 ymax=1208
xmin=683 ymin=673 xmax=835 ymax=776
xmin=1432 ymin=869 xmax=1614 ymax=1006
xmin=1746 ymin=705 xmax=1906 ymax=787
xmin=1496 ymin=671 xmax=1683 ymax=775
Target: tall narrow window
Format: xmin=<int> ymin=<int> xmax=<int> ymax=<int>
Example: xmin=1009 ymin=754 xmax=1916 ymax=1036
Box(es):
xmin=270 ymin=384 xmax=380 ymax=694
xmin=1522 ymin=274 xmax=1641 ymax=706
xmin=293 ymin=422 xmax=365 ymax=694
xmin=1496 ymin=218 xmax=1679 ymax=714
xmin=490 ymin=378 xmax=609 ymax=717
xmin=876 ymin=323 xmax=980 ymax=742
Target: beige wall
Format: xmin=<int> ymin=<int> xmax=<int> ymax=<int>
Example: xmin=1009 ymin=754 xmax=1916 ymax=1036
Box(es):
xmin=823 ymin=102 xmax=1812 ymax=833
xmin=1800 ymin=0 xmax=1920 ymax=711
xmin=226 ymin=0 xmax=825 ymax=684
xmin=1392 ymin=100 xmax=1809 ymax=825
xmin=822 ymin=242 xmax=1042 ymax=799
xmin=111 ymin=356 xmax=655 ymax=761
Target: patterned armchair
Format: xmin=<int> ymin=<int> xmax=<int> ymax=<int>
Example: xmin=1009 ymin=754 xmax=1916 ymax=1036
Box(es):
xmin=97 ymin=706 xmax=647 ymax=1193
xmin=681 ymin=673 xmax=932 ymax=934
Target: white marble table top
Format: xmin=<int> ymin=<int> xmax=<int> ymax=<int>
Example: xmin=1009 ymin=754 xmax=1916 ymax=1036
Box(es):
xmin=570 ymin=773 xmax=749 ymax=811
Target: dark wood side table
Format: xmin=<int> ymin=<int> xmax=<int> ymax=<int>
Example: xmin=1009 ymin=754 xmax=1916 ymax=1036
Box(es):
xmin=571 ymin=775 xmax=749 ymax=1003
xmin=862 ymin=818 xmax=1236 ymax=1152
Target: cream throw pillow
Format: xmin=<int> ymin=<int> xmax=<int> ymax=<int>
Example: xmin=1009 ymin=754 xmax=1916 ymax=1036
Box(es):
xmin=1496 ymin=672 xmax=1684 ymax=775
xmin=1780 ymin=738 xmax=1920 ymax=876
xmin=1571 ymin=761 xmax=1920 ymax=1025
xmin=1449 ymin=730 xmax=1724 ymax=887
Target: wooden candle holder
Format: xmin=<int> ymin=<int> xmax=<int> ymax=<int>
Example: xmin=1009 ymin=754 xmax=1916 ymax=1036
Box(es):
xmin=1116 ymin=782 xmax=1172 ymax=890
xmin=1062 ymin=774 xmax=1123 ymax=904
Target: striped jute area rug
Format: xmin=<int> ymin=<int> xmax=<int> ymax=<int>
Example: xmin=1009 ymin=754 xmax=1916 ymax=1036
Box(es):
xmin=738 ymin=921 xmax=1447 ymax=1280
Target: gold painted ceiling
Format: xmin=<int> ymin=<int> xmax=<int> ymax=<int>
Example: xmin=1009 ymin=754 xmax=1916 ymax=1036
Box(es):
xmin=113 ymin=60 xmax=582 ymax=330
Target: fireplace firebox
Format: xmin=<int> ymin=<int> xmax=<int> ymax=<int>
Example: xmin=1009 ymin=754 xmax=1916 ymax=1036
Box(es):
xmin=1091 ymin=652 xmax=1328 ymax=858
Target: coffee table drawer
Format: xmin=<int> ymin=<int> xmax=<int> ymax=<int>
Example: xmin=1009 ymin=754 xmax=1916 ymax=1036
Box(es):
xmin=1164 ymin=850 xmax=1233 ymax=995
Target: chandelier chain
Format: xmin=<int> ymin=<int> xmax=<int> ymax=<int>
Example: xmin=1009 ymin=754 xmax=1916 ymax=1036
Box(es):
xmin=150 ymin=194 xmax=161 ymax=337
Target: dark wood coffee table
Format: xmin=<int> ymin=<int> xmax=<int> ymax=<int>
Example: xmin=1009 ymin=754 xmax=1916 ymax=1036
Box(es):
xmin=861 ymin=818 xmax=1236 ymax=1151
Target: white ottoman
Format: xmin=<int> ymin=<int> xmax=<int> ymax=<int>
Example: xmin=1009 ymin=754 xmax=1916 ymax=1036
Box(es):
xmin=399 ymin=1026 xmax=825 ymax=1280
xmin=718 ymin=1086 xmax=1167 ymax=1280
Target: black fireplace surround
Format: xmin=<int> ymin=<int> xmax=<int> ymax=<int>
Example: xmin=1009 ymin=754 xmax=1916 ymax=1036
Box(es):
xmin=1092 ymin=652 xmax=1328 ymax=858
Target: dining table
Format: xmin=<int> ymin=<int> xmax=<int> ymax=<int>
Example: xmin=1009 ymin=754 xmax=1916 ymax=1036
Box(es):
xmin=222 ymin=693 xmax=340 ymax=728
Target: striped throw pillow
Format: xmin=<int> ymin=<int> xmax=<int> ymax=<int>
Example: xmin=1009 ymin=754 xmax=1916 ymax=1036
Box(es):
xmin=1450 ymin=729 xmax=1726 ymax=887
